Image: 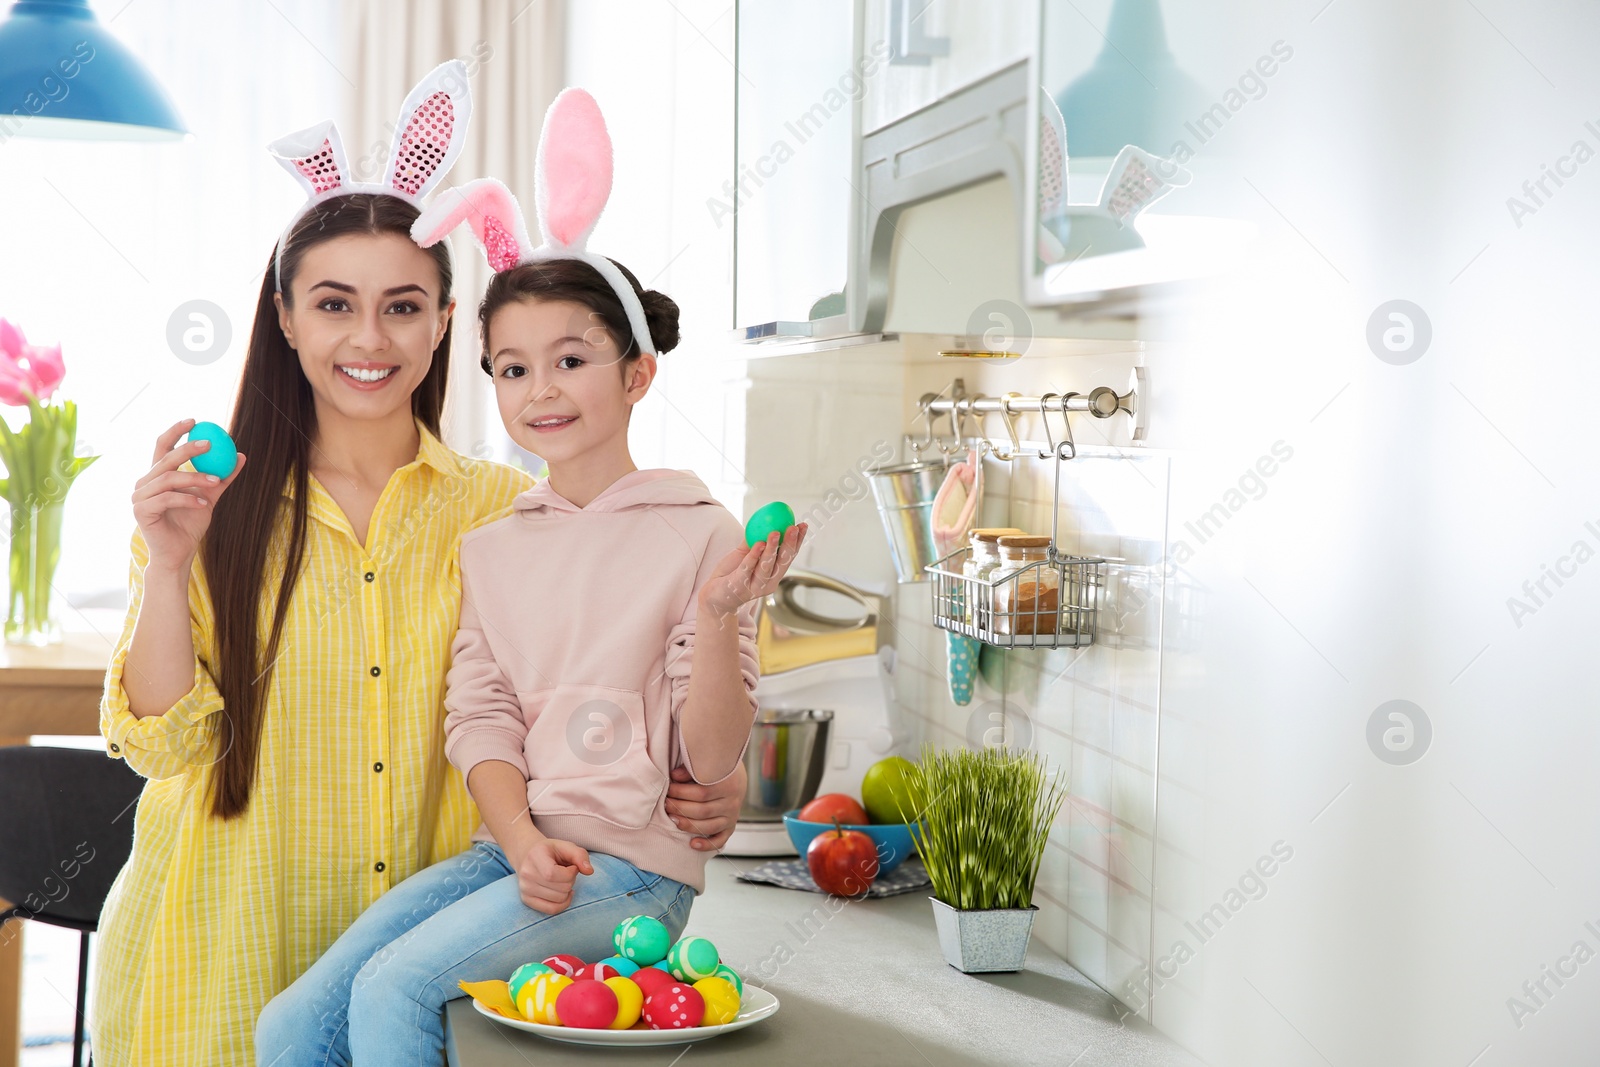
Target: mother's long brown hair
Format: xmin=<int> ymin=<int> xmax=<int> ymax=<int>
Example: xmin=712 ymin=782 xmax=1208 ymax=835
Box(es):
xmin=202 ymin=194 xmax=454 ymax=819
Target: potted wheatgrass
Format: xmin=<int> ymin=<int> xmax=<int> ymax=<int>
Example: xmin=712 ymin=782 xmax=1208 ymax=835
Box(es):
xmin=902 ymin=744 xmax=1068 ymax=973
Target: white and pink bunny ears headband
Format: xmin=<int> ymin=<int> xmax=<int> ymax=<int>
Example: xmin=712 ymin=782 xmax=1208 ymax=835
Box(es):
xmin=267 ymin=60 xmax=474 ymax=293
xmin=410 ymin=87 xmax=657 ymax=358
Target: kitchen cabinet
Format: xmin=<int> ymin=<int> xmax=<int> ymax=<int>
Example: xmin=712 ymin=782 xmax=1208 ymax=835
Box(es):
xmin=732 ymin=0 xmax=858 ymax=340
xmin=1021 ymin=0 xmax=1256 ymax=305
xmin=860 ymin=0 xmax=1034 ymax=133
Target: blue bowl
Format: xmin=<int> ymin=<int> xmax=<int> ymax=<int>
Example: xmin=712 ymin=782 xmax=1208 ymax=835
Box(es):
xmin=782 ymin=809 xmax=917 ymax=875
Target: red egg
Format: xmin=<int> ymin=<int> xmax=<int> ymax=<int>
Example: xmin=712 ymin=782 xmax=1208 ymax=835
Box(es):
xmin=573 ymin=961 xmax=625 ymax=982
xmin=542 ymin=954 xmax=586 ymax=977
xmin=642 ymin=983 xmax=706 ymax=1029
xmin=555 ymin=979 xmax=619 ymax=1029
xmin=628 ymin=966 xmax=678 ymax=999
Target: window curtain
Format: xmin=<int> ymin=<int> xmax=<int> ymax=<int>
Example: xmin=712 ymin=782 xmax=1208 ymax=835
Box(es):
xmin=340 ymin=0 xmax=567 ymax=458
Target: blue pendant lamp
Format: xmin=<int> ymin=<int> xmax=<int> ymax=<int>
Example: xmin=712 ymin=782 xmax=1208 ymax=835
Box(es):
xmin=0 ymin=0 xmax=185 ymax=141
xmin=1057 ymin=0 xmax=1203 ymax=159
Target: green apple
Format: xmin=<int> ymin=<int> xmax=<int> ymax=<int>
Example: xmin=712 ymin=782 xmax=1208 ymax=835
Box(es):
xmin=860 ymin=756 xmax=925 ymax=824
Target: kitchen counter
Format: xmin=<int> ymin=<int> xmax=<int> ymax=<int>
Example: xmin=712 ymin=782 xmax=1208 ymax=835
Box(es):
xmin=445 ymin=856 xmax=1201 ymax=1067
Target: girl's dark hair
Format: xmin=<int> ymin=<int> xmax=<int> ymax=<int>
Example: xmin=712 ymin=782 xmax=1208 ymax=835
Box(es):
xmin=476 ymin=257 xmax=679 ymax=375
xmin=202 ymin=193 xmax=454 ymax=820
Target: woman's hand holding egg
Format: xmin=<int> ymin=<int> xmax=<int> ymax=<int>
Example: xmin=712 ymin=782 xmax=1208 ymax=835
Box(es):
xmin=132 ymin=419 xmax=246 ymax=571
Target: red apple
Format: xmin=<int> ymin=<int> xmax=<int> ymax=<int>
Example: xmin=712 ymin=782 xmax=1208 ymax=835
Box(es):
xmin=806 ymin=823 xmax=880 ymax=897
xmin=798 ymin=792 xmax=868 ymax=826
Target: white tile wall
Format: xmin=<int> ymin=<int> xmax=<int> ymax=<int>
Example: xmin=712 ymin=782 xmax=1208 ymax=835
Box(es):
xmin=742 ymin=333 xmax=1169 ymax=1019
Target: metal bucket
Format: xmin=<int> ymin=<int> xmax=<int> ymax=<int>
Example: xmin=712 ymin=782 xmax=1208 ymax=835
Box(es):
xmin=739 ymin=708 xmax=833 ymax=822
xmin=868 ymin=459 xmax=950 ymax=584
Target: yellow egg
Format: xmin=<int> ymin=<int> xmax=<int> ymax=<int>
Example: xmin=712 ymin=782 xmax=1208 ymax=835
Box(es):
xmin=517 ymin=973 xmax=572 ymax=1025
xmin=693 ymin=976 xmax=741 ymax=1026
xmin=603 ymin=975 xmax=643 ymax=1029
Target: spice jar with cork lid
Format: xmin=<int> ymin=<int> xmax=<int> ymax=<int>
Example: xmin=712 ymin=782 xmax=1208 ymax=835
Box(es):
xmin=992 ymin=535 xmax=1060 ymax=636
xmin=963 ymin=528 xmax=1023 ymax=627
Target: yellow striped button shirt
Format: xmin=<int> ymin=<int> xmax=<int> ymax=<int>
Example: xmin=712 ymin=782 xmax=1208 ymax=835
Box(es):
xmin=91 ymin=421 xmax=533 ymax=1067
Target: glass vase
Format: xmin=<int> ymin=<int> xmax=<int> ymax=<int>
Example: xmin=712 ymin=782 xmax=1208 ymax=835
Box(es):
xmin=6 ymin=498 xmax=63 ymax=646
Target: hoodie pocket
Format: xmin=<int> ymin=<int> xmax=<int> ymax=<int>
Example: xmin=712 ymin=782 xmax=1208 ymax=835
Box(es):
xmin=518 ymin=684 xmax=667 ymax=831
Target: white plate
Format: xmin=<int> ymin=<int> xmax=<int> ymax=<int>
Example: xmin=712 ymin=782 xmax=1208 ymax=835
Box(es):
xmin=471 ymin=984 xmax=780 ymax=1047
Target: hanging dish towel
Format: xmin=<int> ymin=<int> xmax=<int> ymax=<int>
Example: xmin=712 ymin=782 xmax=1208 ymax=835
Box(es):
xmin=931 ymin=446 xmax=983 ymax=558
xmin=931 ymin=448 xmax=983 ymax=706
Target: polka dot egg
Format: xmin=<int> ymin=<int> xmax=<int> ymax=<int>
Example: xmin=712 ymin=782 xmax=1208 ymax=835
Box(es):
xmin=612 ymin=915 xmax=670 ymax=966
xmin=517 ymin=972 xmax=572 ymax=1025
xmin=628 ymin=965 xmax=678 ymax=1001
xmin=642 ymin=982 xmax=705 ymax=1029
xmin=666 ymin=936 xmax=720 ymax=982
xmin=693 ymin=976 xmax=741 ymax=1026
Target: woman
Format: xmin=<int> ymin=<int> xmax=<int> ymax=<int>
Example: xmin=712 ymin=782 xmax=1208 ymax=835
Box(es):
xmin=90 ymin=67 xmax=747 ymax=1067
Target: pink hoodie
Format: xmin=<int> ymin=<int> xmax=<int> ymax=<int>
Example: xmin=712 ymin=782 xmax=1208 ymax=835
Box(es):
xmin=444 ymin=469 xmax=759 ymax=893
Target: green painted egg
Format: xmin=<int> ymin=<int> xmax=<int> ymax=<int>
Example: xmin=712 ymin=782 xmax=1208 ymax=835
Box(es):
xmin=613 ymin=915 xmax=671 ymax=965
xmin=744 ymin=501 xmax=796 ymax=547
xmin=508 ymin=960 xmax=553 ymax=1002
xmin=666 ymin=935 xmax=720 ymax=982
xmin=712 ymin=963 xmax=743 ymax=998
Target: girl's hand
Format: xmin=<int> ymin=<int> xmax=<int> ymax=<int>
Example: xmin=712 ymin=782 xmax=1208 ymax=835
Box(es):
xmin=666 ymin=762 xmax=749 ymax=851
xmin=515 ymin=837 xmax=593 ymax=915
xmin=698 ymin=524 xmax=808 ymax=619
xmin=132 ymin=419 xmax=246 ymax=572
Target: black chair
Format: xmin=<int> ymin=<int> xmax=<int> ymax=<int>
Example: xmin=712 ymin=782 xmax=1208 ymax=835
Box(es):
xmin=0 ymin=745 xmax=144 ymax=1067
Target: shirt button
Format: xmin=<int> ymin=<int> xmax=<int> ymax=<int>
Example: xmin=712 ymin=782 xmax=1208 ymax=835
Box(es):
xmin=373 ymin=761 xmax=384 ymax=773
xmin=109 ymin=743 xmax=120 ymax=753
xmin=364 ymin=571 xmax=375 ymax=582
xmin=370 ymin=666 xmax=381 ymax=677
xmin=374 ymin=861 xmax=386 ymax=873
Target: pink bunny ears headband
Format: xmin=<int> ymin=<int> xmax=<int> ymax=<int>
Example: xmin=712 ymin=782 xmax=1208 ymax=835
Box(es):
xmin=267 ymin=60 xmax=474 ymax=293
xmin=410 ymin=88 xmax=657 ymax=358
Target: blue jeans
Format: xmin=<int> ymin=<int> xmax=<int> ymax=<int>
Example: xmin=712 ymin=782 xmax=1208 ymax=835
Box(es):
xmin=254 ymin=842 xmax=695 ymax=1067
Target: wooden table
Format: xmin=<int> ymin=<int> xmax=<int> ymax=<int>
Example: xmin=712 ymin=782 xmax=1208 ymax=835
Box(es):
xmin=0 ymin=629 xmax=113 ymax=1067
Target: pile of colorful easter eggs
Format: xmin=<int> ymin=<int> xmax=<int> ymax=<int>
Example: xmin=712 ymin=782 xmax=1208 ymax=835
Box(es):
xmin=506 ymin=915 xmax=744 ymax=1030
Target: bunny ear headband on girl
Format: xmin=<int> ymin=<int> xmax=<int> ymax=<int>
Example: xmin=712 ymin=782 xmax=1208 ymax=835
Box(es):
xmin=267 ymin=59 xmax=474 ymax=292
xmin=409 ymin=87 xmax=656 ymax=358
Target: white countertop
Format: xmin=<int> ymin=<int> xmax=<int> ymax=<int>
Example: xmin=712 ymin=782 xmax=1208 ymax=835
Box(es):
xmin=444 ymin=855 xmax=1201 ymax=1067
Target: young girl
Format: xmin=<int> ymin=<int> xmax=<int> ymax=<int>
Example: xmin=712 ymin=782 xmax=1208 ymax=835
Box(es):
xmin=91 ymin=66 xmax=746 ymax=1067
xmin=252 ymin=89 xmax=803 ymax=1066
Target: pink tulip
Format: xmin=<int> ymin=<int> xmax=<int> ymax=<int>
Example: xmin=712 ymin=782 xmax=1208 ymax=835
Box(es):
xmin=0 ymin=357 xmax=29 ymax=406
xmin=0 ymin=319 xmax=22 ymax=361
xmin=24 ymin=344 xmax=63 ymax=400
xmin=0 ymin=320 xmax=66 ymax=404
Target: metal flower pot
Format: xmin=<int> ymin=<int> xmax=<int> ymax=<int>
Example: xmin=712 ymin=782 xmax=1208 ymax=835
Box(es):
xmin=929 ymin=897 xmax=1039 ymax=973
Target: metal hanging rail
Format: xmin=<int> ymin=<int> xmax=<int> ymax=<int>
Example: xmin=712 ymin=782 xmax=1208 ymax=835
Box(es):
xmin=908 ymin=369 xmax=1146 ymax=461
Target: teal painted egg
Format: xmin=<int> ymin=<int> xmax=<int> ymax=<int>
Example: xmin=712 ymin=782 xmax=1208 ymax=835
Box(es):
xmin=651 ymin=960 xmax=673 ymax=972
xmin=613 ymin=915 xmax=671 ymax=965
xmin=508 ymin=960 xmax=553 ymax=1002
xmin=666 ymin=936 xmax=720 ymax=982
xmin=185 ymin=421 xmax=237 ymax=479
xmin=597 ymin=954 xmax=639 ymax=977
xmin=711 ymin=963 xmax=743 ymax=998
xmin=744 ymin=501 xmax=796 ymax=547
